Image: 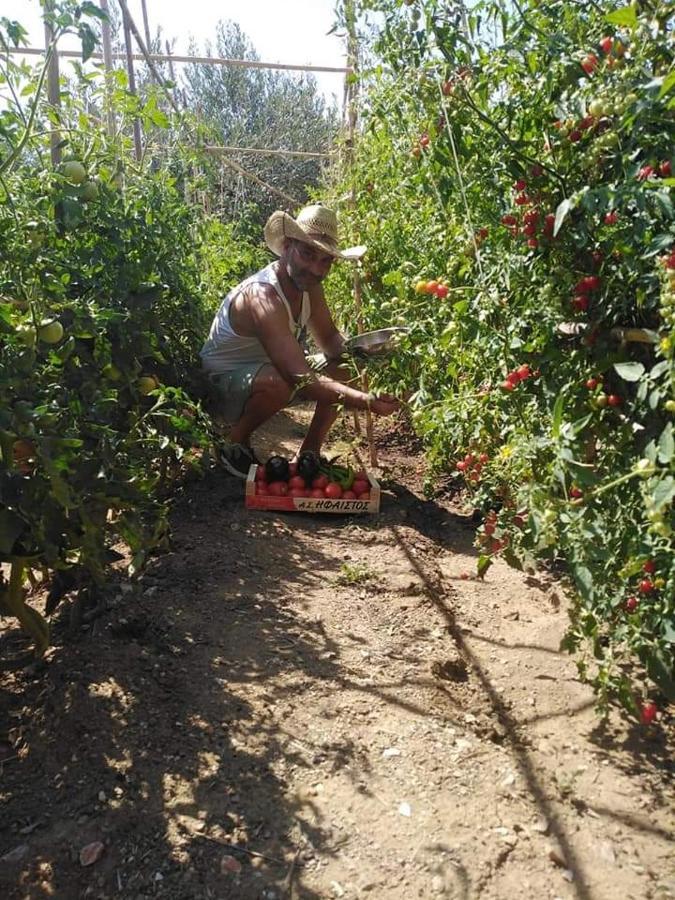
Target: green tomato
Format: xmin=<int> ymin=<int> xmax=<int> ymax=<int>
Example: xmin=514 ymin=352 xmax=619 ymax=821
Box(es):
xmin=81 ymin=180 xmax=99 ymax=202
xmin=588 ymin=99 xmax=605 ymax=118
xmin=102 ymin=363 xmax=123 ymax=381
xmin=137 ymin=375 xmax=160 ymax=395
xmin=665 ymin=399 xmax=675 ymax=413
xmin=38 ymin=320 xmax=64 ymax=344
xmin=16 ymin=324 xmax=36 ymax=347
xmin=61 ymin=160 xmax=87 ymax=185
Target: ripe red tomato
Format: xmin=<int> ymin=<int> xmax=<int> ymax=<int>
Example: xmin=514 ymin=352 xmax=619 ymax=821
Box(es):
xmin=288 ymin=462 xmax=298 ymax=477
xmin=514 ymin=192 xmax=530 ymax=205
xmin=599 ymin=36 xmax=613 ymax=54
xmin=435 ymin=284 xmax=449 ymax=299
xmin=569 ymin=129 xmax=582 ymax=143
xmin=513 ymin=179 xmax=527 ymax=191
xmin=254 ymin=466 xmax=267 ymax=482
xmin=484 ymin=522 xmax=496 ymax=536
xmin=268 ymin=481 xmax=289 ymax=497
xmin=456 ymin=460 xmax=467 ymax=472
xmin=256 ymin=481 xmax=269 ymax=495
xmin=501 ymin=379 xmax=516 ymax=391
xmin=581 ymin=54 xmax=598 ymax=75
xmin=478 ymin=452 xmax=489 ymax=464
xmin=419 ymin=133 xmax=430 ymax=148
xmin=342 ymin=490 xmax=357 ymax=500
xmin=625 ymin=596 xmax=638 ymax=613
xmin=324 ymin=482 xmax=343 ymax=499
xmin=586 ymin=377 xmax=599 ymax=390
xmin=643 ymin=560 xmax=656 ymax=574
xmin=569 ymin=487 xmax=583 ymax=499
xmin=310 ymin=489 xmax=325 ymax=499
xmin=638 ymin=579 xmax=654 ymax=594
xmin=501 ymin=214 xmax=517 ymax=226
xmin=640 ymin=702 xmax=657 ymax=725
xmin=289 ymin=488 xmax=308 ymax=498
xmin=659 ymin=160 xmax=672 ymax=178
xmin=312 ymin=475 xmax=329 ymax=490
xmin=607 ymin=394 xmax=622 ymax=407
xmin=572 ymin=296 xmax=589 ymax=312
xmin=527 ymin=238 xmax=538 ymax=249
xmin=357 ymin=491 xmax=370 ymax=501
xmin=604 ymin=211 xmax=618 ymax=225
xmin=352 ymin=479 xmax=369 ymax=496
xmin=426 ymin=280 xmax=439 ymax=294
xmin=354 ymin=470 xmax=368 ymax=481
xmin=289 ymin=475 xmax=306 ymax=490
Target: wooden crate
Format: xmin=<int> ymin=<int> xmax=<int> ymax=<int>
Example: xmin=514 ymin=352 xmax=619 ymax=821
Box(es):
xmin=245 ymin=465 xmax=380 ymax=514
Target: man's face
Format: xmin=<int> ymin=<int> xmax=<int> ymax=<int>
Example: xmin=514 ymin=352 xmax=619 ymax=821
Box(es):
xmin=284 ymin=239 xmax=335 ymax=290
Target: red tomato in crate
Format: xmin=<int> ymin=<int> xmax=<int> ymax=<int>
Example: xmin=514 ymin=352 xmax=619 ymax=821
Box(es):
xmin=312 ymin=475 xmax=329 ymax=490
xmin=358 ymin=492 xmax=371 ymax=501
xmin=342 ymin=490 xmax=357 ymax=499
xmin=354 ymin=470 xmax=368 ymax=481
xmin=268 ymin=481 xmax=289 ymax=497
xmin=289 ymin=475 xmax=306 ymax=490
xmin=289 ymin=488 xmax=308 ymax=498
xmin=352 ymin=479 xmax=369 ymax=496
xmin=310 ymin=489 xmax=325 ymax=499
xmin=254 ymin=466 xmax=266 ymax=482
xmin=288 ymin=462 xmax=298 ymax=477
xmin=256 ymin=482 xmax=268 ymax=495
xmin=324 ymin=482 xmax=343 ymax=499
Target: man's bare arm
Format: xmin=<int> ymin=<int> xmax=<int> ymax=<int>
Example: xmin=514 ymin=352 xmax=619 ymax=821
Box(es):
xmin=249 ymin=285 xmax=373 ymax=411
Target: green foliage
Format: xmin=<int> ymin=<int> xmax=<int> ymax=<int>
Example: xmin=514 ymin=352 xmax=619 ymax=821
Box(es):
xmin=326 ymin=0 xmax=675 ymax=717
xmin=0 ymin=6 xmax=265 ymax=650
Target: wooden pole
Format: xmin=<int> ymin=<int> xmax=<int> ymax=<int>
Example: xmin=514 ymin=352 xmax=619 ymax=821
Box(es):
xmin=43 ymin=1 xmax=61 ymax=168
xmin=165 ymin=40 xmax=180 ymax=109
xmin=10 ymin=47 xmax=350 ymax=75
xmin=117 ymin=0 xmax=179 ymax=114
xmin=344 ymin=0 xmax=377 ymax=467
xmin=140 ymin=0 xmax=152 ymax=50
xmin=99 ymin=0 xmax=115 ymax=137
xmin=121 ymin=2 xmax=142 ymax=161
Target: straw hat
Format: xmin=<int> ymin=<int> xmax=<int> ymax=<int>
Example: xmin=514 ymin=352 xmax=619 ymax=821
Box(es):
xmin=264 ymin=204 xmax=366 ymax=260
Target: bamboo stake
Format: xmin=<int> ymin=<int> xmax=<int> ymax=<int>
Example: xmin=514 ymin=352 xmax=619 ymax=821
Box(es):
xmin=140 ymin=0 xmax=152 ymax=51
xmin=43 ymin=1 xmax=61 ymax=168
xmin=217 ymin=155 xmax=299 ymax=206
xmin=344 ymin=0 xmax=377 ymax=467
xmin=203 ymin=145 xmax=334 ymax=160
xmin=120 ymin=2 xmax=142 ymax=161
xmin=116 ymin=0 xmax=180 ymax=114
xmin=99 ymin=0 xmax=115 ymax=137
xmin=10 ymin=47 xmax=350 ymax=75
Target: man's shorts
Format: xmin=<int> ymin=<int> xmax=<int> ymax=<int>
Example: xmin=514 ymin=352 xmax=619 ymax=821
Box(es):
xmin=206 ymin=353 xmax=330 ymax=424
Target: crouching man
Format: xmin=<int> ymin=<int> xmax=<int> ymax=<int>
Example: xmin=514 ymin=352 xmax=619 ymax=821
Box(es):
xmin=200 ymin=204 xmax=400 ymax=477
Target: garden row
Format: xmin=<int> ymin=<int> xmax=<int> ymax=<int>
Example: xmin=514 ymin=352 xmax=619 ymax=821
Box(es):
xmin=0 ymin=5 xmax=268 ymax=649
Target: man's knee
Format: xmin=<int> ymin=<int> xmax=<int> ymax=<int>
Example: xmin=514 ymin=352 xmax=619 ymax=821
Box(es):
xmin=253 ymin=366 xmax=294 ymax=407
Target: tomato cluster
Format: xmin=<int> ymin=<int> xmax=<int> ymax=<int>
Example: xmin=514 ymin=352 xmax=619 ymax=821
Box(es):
xmin=414 ymin=278 xmax=449 ymax=299
xmin=254 ymin=462 xmax=371 ymax=501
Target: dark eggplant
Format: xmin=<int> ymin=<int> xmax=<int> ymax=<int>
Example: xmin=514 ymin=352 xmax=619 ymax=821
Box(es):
xmin=297 ymin=451 xmax=320 ymax=483
xmin=265 ymin=455 xmax=290 ymax=482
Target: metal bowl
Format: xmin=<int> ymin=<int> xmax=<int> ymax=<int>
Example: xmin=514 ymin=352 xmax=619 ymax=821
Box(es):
xmin=344 ymin=327 xmax=409 ymax=358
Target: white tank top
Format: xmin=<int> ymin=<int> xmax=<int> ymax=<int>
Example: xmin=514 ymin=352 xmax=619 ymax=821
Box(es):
xmin=200 ymin=263 xmax=311 ymax=374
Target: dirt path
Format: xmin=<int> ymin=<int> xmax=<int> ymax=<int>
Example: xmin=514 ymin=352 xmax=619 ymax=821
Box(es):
xmin=1 ymin=408 xmax=673 ymax=900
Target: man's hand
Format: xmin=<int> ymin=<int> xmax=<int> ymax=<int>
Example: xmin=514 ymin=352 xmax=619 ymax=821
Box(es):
xmin=369 ymin=393 xmax=400 ymax=417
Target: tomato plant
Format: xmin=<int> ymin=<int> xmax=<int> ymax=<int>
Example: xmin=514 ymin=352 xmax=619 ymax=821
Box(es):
xmin=327 ymin=0 xmax=675 ymax=717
